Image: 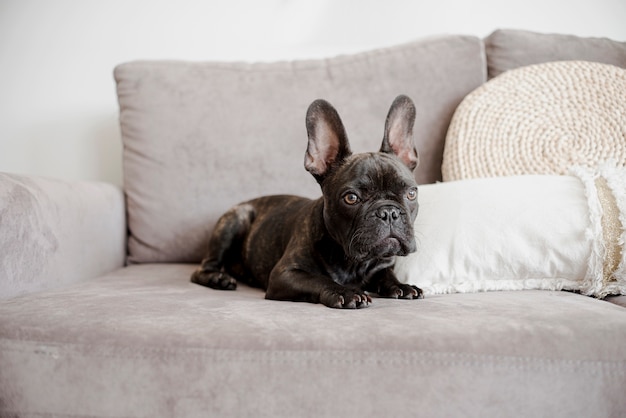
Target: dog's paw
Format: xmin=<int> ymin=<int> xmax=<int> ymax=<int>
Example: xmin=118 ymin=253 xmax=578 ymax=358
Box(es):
xmin=320 ymin=288 xmax=372 ymax=309
xmin=191 ymin=269 xmax=237 ymax=290
xmin=380 ymin=284 xmax=424 ymax=300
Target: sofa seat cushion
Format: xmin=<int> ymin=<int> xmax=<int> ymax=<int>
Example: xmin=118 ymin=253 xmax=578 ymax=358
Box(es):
xmin=1 ymin=264 xmax=625 ymax=417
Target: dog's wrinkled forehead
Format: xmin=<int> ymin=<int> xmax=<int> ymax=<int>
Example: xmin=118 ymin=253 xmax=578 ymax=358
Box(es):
xmin=334 ymin=152 xmax=417 ymax=191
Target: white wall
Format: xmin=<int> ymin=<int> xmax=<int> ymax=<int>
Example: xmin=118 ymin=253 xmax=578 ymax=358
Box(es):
xmin=1 ymin=0 xmax=624 ymax=186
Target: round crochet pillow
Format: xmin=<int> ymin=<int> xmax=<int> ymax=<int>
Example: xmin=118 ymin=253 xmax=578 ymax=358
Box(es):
xmin=442 ymin=61 xmax=626 ymax=181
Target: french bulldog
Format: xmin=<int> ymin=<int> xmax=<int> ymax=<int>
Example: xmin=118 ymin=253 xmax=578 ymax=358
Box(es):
xmin=191 ymin=95 xmax=423 ymax=308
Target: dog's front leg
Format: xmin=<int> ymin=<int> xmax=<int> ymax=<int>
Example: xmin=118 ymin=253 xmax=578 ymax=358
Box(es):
xmin=370 ymin=268 xmax=423 ymax=300
xmin=266 ymin=267 xmax=371 ymax=309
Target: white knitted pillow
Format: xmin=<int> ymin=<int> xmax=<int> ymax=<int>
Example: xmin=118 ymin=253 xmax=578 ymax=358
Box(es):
xmin=442 ymin=61 xmax=626 ymax=181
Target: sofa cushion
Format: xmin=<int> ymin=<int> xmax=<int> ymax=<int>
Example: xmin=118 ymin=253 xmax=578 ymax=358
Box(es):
xmin=114 ymin=35 xmax=485 ymax=263
xmin=607 ymin=295 xmax=626 ymax=308
xmin=485 ymin=29 xmax=626 ymax=78
xmin=442 ymin=61 xmax=626 ymax=181
xmin=395 ymin=165 xmax=626 ymax=298
xmin=1 ymin=264 xmax=625 ymax=417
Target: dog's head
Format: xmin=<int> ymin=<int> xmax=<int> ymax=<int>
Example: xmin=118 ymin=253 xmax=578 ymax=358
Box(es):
xmin=304 ymin=95 xmax=419 ymax=261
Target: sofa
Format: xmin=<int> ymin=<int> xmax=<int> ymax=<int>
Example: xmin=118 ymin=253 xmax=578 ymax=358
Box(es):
xmin=1 ymin=29 xmax=626 ymax=417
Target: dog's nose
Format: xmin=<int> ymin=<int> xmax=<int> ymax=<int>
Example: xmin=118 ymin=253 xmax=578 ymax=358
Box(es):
xmin=376 ymin=206 xmax=400 ymax=223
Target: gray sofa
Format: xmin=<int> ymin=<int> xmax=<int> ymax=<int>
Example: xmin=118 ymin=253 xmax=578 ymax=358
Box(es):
xmin=2 ymin=29 xmax=626 ymax=417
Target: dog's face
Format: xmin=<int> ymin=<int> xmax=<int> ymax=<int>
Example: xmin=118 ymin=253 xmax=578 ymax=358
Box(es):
xmin=305 ymin=95 xmax=420 ymax=261
xmin=322 ymin=153 xmax=418 ymax=260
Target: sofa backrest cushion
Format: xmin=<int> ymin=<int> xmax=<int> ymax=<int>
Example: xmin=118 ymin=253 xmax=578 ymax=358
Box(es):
xmin=485 ymin=29 xmax=626 ymax=79
xmin=114 ymin=36 xmax=485 ymax=263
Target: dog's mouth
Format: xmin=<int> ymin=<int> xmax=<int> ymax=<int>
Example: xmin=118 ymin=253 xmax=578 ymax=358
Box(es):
xmin=373 ymin=235 xmax=407 ymax=257
xmin=349 ymin=231 xmax=415 ymax=261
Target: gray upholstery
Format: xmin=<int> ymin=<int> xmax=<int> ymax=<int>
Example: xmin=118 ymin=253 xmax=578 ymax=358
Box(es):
xmin=485 ymin=29 xmax=626 ymax=78
xmin=2 ymin=264 xmax=625 ymax=417
xmin=1 ymin=30 xmax=626 ymax=417
xmin=0 ymin=173 xmax=126 ymax=300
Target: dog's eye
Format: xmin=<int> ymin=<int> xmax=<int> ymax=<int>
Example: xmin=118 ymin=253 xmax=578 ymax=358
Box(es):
xmin=406 ymin=189 xmax=418 ymax=201
xmin=343 ymin=193 xmax=360 ymax=205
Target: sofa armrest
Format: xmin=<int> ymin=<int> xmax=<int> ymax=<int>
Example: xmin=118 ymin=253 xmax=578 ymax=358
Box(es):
xmin=0 ymin=172 xmax=126 ymax=300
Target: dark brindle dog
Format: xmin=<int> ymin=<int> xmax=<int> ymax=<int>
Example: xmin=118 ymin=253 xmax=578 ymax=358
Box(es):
xmin=191 ymin=95 xmax=423 ymax=308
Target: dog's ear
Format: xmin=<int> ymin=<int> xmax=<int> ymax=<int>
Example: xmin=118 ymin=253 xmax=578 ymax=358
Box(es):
xmin=380 ymin=95 xmax=419 ymax=171
xmin=305 ymin=99 xmax=352 ymax=183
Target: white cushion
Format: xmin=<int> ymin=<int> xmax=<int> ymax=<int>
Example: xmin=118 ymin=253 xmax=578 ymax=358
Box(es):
xmin=395 ymin=164 xmax=626 ymax=297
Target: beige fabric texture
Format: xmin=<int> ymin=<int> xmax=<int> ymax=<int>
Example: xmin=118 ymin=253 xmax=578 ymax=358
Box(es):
xmin=115 ymin=36 xmax=485 ymax=264
xmin=442 ymin=61 xmax=626 ymax=181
